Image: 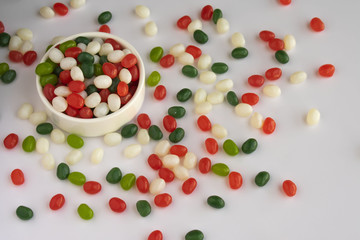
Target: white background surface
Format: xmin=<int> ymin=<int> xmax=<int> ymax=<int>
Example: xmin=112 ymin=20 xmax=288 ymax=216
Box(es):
xmin=1 ymin=0 xmax=360 ymax=239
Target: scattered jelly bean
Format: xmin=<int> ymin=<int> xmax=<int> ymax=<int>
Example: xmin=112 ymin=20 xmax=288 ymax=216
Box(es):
xmin=170 ymin=145 xmax=188 ymax=157
xmin=222 ymin=139 xmax=239 ymax=156
xmin=283 ymin=180 xmax=297 ymax=197
xmin=0 ymin=21 xmax=4 ymax=33
xmin=197 ymin=115 xmax=211 ymax=131
xmin=22 ymin=135 xmax=36 ymax=152
xmin=290 ymin=71 xmax=307 ymax=84
xmin=177 ymin=88 xmax=192 ymax=102
xmin=3 ymin=133 xmax=19 ymax=149
xmin=120 ymin=173 xmax=136 ymax=190
xmin=53 ymin=2 xmax=69 ymax=16
xmin=306 ymin=108 xmax=320 ymax=125
xmin=182 ymin=177 xmax=197 ymax=194
xmin=135 ymin=5 xmax=150 ymax=18
xmin=36 ymin=122 xmax=53 ymax=135
xmin=147 ymin=71 xmax=161 ymax=87
xmin=136 ymin=113 xmax=151 ymax=129
xmin=68 ymin=171 xmax=86 ymax=186
xmin=0 ymin=62 xmax=9 ymax=75
xmin=263 ymin=117 xmax=276 ymax=134
xmin=56 ymin=163 xmax=70 ymax=180
xmin=318 ymin=64 xmax=335 ymax=77
xmin=136 ymin=200 xmax=151 ymax=217
xmin=226 ymin=91 xmax=239 ymax=106
xmin=169 ymin=127 xmax=185 ymax=143
xmin=106 ymin=167 xmax=122 ymax=184
xmin=231 ymin=47 xmax=248 ymax=59
xmin=66 ymin=134 xmax=84 ymax=149
xmin=211 ymin=62 xmax=228 ymax=74
xmin=77 ymin=203 xmax=93 ymax=220
xmin=148 ymin=230 xmax=163 ymax=240
xmin=201 ymin=5 xmax=213 ymax=20
xmin=279 ymin=0 xmax=291 ymax=5
xmin=49 ymin=194 xmax=65 ymax=210
xmin=158 ymin=168 xmax=174 ymax=183
xmin=8 ymin=50 xmax=23 ymax=63
xmin=255 ymin=171 xmax=270 ymax=187
xmin=1 ymin=69 xmax=16 ymax=84
xmin=136 ymin=175 xmax=150 ymax=193
xmin=310 ymin=17 xmax=325 ymax=32
xmin=205 ymin=138 xmax=218 ymax=154
xmin=159 ymin=54 xmax=175 ymax=68
xmin=228 ymin=171 xmax=243 ymax=190
xmin=99 ymin=24 xmax=111 ymax=33
xmin=275 ymin=50 xmax=289 ymax=64
xmin=154 ymin=193 xmax=172 ymax=207
xmin=185 ymin=45 xmax=202 ymax=59
xmin=198 ymin=157 xmax=211 ymax=174
xmin=212 ymin=8 xmax=222 ymax=24
xmin=265 ymin=67 xmax=282 ymax=80
xmin=16 ymin=206 xmax=33 ymax=220
xmin=120 ymin=123 xmax=138 ymax=138
xmin=248 ymin=74 xmax=265 ymax=87
xmin=0 ymin=32 xmax=10 ymax=47
xmin=145 ymin=21 xmax=158 ymax=36
xmin=83 ymin=181 xmax=102 ymax=194
xmin=23 ymin=51 xmax=37 ymax=66
xmin=109 ymin=197 xmax=126 ymax=213
xmin=182 ymin=65 xmax=198 ymax=78
xmin=11 ymin=169 xmax=24 ymax=185
xmin=241 ymin=93 xmax=259 ymax=106
xmin=259 ymin=30 xmax=275 ymax=42
xmin=241 ymin=138 xmax=258 ymax=154
xmin=283 ymin=34 xmax=296 ymax=50
xmin=148 ymin=154 xmax=163 ymax=170
xmin=216 ymin=18 xmax=230 ymax=34
xmin=168 ymin=106 xmax=186 ymax=118
xmin=163 ymin=115 xmax=177 ymax=132
xmin=207 ymin=195 xmax=225 ymax=209
xmin=268 ymin=38 xmax=284 ymax=51
xmin=148 ymin=125 xmax=163 ymax=140
xmin=211 ymin=163 xmax=230 ymax=176
xmin=98 ymin=11 xmax=112 ymax=24
xmin=149 ymin=46 xmax=163 ymax=62
xmin=177 ymin=15 xmax=192 ymax=29
xmin=211 ymin=123 xmax=228 ymax=139
xmin=154 ymin=85 xmax=166 ymax=100
xmin=193 ymin=30 xmax=208 ymax=44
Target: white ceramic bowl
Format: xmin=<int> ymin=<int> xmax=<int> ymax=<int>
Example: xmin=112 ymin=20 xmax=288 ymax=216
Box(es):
xmin=36 ymin=32 xmax=145 ymax=137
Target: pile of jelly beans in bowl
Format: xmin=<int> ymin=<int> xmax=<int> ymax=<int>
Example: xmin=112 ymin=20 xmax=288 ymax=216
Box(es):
xmin=35 ymin=32 xmax=145 ymax=137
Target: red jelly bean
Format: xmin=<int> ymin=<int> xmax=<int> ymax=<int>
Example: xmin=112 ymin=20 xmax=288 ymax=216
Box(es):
xmin=136 ymin=175 xmax=150 ymax=193
xmin=128 ymin=65 xmax=139 ymax=82
xmin=163 ymin=115 xmax=177 ymax=132
xmin=197 ymin=115 xmax=211 ymax=131
xmin=159 ymin=54 xmax=175 ymax=68
xmin=65 ymin=106 xmax=78 ymax=117
xmin=114 ymin=62 xmax=123 ymax=73
xmin=148 ymin=230 xmax=163 ymax=240
xmin=105 ymin=38 xmax=122 ymax=50
xmin=99 ymin=24 xmax=111 ymax=33
xmin=109 ymin=197 xmax=127 ymax=213
xmin=102 ymin=62 xmax=118 ymax=79
xmin=148 ymin=154 xmax=162 ymax=170
xmin=99 ymin=89 xmax=111 ymax=102
xmin=79 ymin=107 xmax=93 ymax=119
xmin=310 ymin=17 xmax=325 ymax=32
xmin=68 ymin=80 xmax=85 ymax=93
xmin=248 ymin=75 xmax=265 ymax=87
xmin=158 ymin=168 xmax=175 ymax=182
xmin=169 ymin=145 xmax=188 ymax=157
xmin=318 ymin=64 xmax=335 ymax=77
xmin=259 ymin=30 xmax=275 ymax=42
xmin=137 ymin=113 xmax=151 ymax=129
xmin=49 ymin=193 xmax=65 ymax=210
xmin=9 ymin=50 xmax=23 ymax=63
xmin=121 ymin=54 xmax=137 ymax=68
xmin=59 ymin=70 xmax=72 ymax=84
xmin=241 ymin=93 xmax=259 ymax=106
xmin=265 ymin=67 xmax=282 ymax=80
xmin=263 ymin=117 xmax=276 ymax=134
xmin=282 ymin=180 xmax=297 ymax=197
xmin=279 ymin=0 xmax=291 ymax=5
xmin=83 ymin=181 xmax=102 ymax=194
xmin=23 ymin=51 xmax=37 ymax=66
xmin=65 ymin=47 xmax=82 ymax=58
xmin=3 ymin=133 xmax=19 ymax=149
xmin=0 ymin=21 xmax=4 ymax=33
xmin=268 ymin=38 xmax=284 ymax=51
xmin=228 ymin=171 xmax=243 ymax=190
xmin=67 ymin=93 xmax=84 ymax=109
xmin=154 ymin=193 xmax=172 ymax=207
xmin=198 ymin=157 xmax=211 ymax=174
xmin=182 ymin=177 xmax=197 ymax=194
xmin=201 ymin=5 xmax=213 ymax=21
xmin=53 ymin=2 xmax=68 ymax=16
xmin=205 ymin=138 xmax=218 ymax=154
xmin=11 ymin=169 xmax=24 ymax=185
xmin=185 ymin=45 xmax=202 ymax=59
xmin=117 ymin=81 xmax=129 ymax=97
xmin=43 ymin=83 xmax=56 ymax=102
xmin=120 ymin=92 xmax=132 ymax=106
xmin=154 ymin=85 xmax=166 ymax=100
xmin=177 ymin=15 xmax=192 ymax=29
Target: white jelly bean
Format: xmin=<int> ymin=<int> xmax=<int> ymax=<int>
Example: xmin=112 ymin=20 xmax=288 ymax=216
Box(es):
xmin=149 ymin=178 xmax=166 ymax=195
xmin=284 ymin=34 xmax=296 ymax=51
xmin=91 ymin=148 xmax=104 ymax=164
xmin=263 ymin=84 xmax=281 ymax=98
xmin=199 ymin=71 xmax=216 ymax=84
xmin=8 ymin=35 xmax=22 ymax=51
xmin=154 ymin=140 xmax=171 ymax=157
xmin=231 ymin=32 xmax=245 ymax=47
xmin=173 ymin=165 xmax=189 ymax=180
xmin=70 ymin=66 xmax=84 ymax=81
xmin=104 ymin=132 xmax=122 ymax=146
xmin=85 ymin=92 xmax=101 ymax=108
xmin=119 ymin=68 xmax=132 ymax=84
xmin=235 ymin=103 xmax=253 ymax=117
xmin=107 ymin=93 xmax=121 ymax=112
xmin=162 ymin=154 xmax=180 ymax=169
xmin=17 ymin=103 xmax=33 ymax=120
xmin=290 ymin=71 xmax=307 ymax=84
xmin=93 ymin=37 xmax=104 ymax=45
xmin=135 ymin=5 xmax=150 ymax=18
xmin=169 ymin=43 xmax=185 ymax=57
xmin=36 ymin=137 xmax=49 ymax=154
xmin=122 ymin=48 xmax=132 ymax=55
xmin=54 ymin=86 xmax=71 ymax=97
xmin=250 ymin=112 xmax=264 ymax=129
xmin=66 ymin=149 xmax=83 ymax=165
xmin=41 ymin=153 xmax=55 ymax=170
xmin=183 ymin=152 xmax=197 ymax=169
xmin=60 ymin=57 xmax=77 ymax=70
xmin=77 ymin=42 xmax=87 ymax=51
xmin=137 ymin=129 xmax=150 ymax=145
xmin=19 ymin=40 xmax=33 ymax=54
xmin=216 ymin=18 xmax=230 ymax=34
xmin=49 ymin=48 xmax=64 ymax=64
xmin=124 ymin=144 xmax=142 ymax=158
xmin=178 ymin=52 xmax=194 ymax=65
xmin=78 ymin=90 xmax=87 ymax=99
xmin=211 ymin=124 xmax=228 ymax=139
xmin=39 ymin=6 xmax=55 ymax=19
xmin=70 ymin=0 xmax=86 ymax=9
xmin=197 ymin=54 xmax=212 ymax=70
xmin=145 ymin=21 xmax=158 ymax=36
xmin=306 ymin=108 xmax=320 ymax=125
xmin=86 ymin=41 xmax=101 ymax=55
xmin=194 ymin=88 xmax=207 ymax=104
xmin=195 ymin=102 xmax=213 ymax=115
xmin=16 ymin=28 xmax=33 ymax=41
xmin=51 ymin=129 xmax=65 ymax=144
xmin=52 ymin=96 xmax=68 ymax=112
xmin=207 ymin=91 xmax=224 ymax=105
xmin=29 ymin=111 xmax=47 ymax=125
xmin=93 ymin=102 xmax=109 ymax=118
xmin=107 ymin=50 xmax=125 ymax=63
xmin=215 ymin=78 xmax=233 ymax=92
xmin=99 ymin=43 xmax=114 ymax=56
xmin=51 ymin=36 xmax=65 ymax=45
xmin=94 ymin=75 xmax=112 ymax=89
xmin=187 ymin=19 xmax=202 ymax=34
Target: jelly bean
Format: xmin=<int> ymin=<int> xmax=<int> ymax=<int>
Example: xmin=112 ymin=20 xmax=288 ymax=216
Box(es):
xmin=93 ymin=102 xmax=109 ymax=117
xmin=53 ymin=2 xmax=68 ymax=16
xmin=148 ymin=154 xmax=163 ymax=170
xmin=265 ymin=67 xmax=282 ymax=80
xmin=268 ymin=38 xmax=284 ymax=51
xmin=283 ymin=180 xmax=297 ymax=197
xmin=36 ymin=62 xmax=55 ymax=77
xmin=241 ymin=93 xmax=259 ymax=106
xmin=226 ymin=91 xmax=239 ymax=106
xmin=197 ymin=54 xmax=212 ymax=70
xmin=83 ymin=181 xmax=102 ymax=194
xmin=8 ymin=50 xmax=23 ymax=63
xmin=149 ymin=46 xmax=163 ymax=62
xmin=40 ymin=74 xmax=58 ymax=87
xmin=70 ymin=0 xmax=86 ymax=8
xmin=29 ymin=111 xmax=47 ymax=125
xmin=169 ymin=145 xmax=188 ymax=157
xmin=306 ymin=108 xmax=320 ymax=125
xmin=168 ymin=106 xmax=186 ymax=118
xmin=123 ymin=144 xmax=142 ymax=158
xmin=68 ymin=171 xmax=86 ymax=186
xmin=136 ymin=200 xmax=151 ymax=217
xmin=279 ymin=0 xmax=291 ymax=5
xmin=68 ymin=80 xmax=85 ymax=93
xmin=137 ymin=129 xmax=150 ymax=145
xmin=231 ymin=32 xmax=245 ymax=47
xmin=135 ymin=5 xmax=150 ymax=18
xmin=16 ymin=206 xmax=33 ymax=220
xmin=147 ymin=71 xmax=161 ymax=86
xmin=116 ymin=81 xmax=128 ymax=97
xmin=158 ymin=168 xmax=174 ymax=182
xmin=259 ymin=30 xmax=275 ymax=42
xmin=98 ymin=11 xmax=112 ymax=24
xmin=185 ymin=45 xmax=202 ymax=59
xmin=22 ymin=136 xmax=36 ymax=152
xmin=121 ymin=54 xmax=137 ymax=68
xmin=59 ymin=40 xmax=76 ymax=54
xmin=263 ymin=117 xmax=276 ymax=134
xmin=223 ymin=139 xmax=239 ymax=156
xmin=211 ymin=163 xmax=230 ymax=176
xmin=120 ymin=173 xmax=136 ymax=190
xmin=77 ymin=203 xmax=93 ymax=220
xmin=49 ymin=48 xmax=64 ymax=64
xmin=90 ymin=147 xmax=104 ymax=164
xmin=255 ymin=171 xmax=270 ymax=187
xmin=182 ymin=65 xmax=198 ymax=78
xmin=49 ymin=194 xmax=65 ymax=210
xmin=65 ymin=47 xmax=82 ymax=59
xmin=283 ymin=34 xmax=296 ymax=50
xmin=206 ymin=91 xmax=224 ymax=105
xmin=145 ymin=21 xmax=158 ymax=36
xmin=182 ymin=177 xmax=197 ymax=194
xmin=0 ymin=62 xmax=9 ymax=75
xmin=19 ymin=40 xmax=33 ymax=54
xmin=205 ymin=138 xmax=218 ymax=154
xmin=0 ymin=32 xmax=10 ymax=47
xmin=1 ymin=69 xmax=16 ymax=84
xmin=154 ymin=140 xmax=170 ymax=158
xmin=177 ymin=88 xmax=192 ymax=102
xmin=207 ymin=195 xmax=225 ymax=209
xmin=195 ymin=102 xmax=213 ymax=115
xmin=182 ymin=152 xmax=196 ymax=169
xmin=250 ymin=112 xmax=264 ymax=129
xmin=40 ymin=6 xmax=55 ymax=19
xmin=109 ymin=197 xmax=126 ymax=213
xmin=121 ymin=123 xmax=138 ymax=138
xmin=79 ymin=63 xmax=94 ymax=79
xmin=36 ymin=122 xmax=53 ymax=135
xmin=193 ymin=30 xmax=208 ymax=44
xmin=136 ymin=175 xmax=149 ymax=193
xmin=163 ymin=115 xmax=177 ymax=132
xmin=318 ymin=64 xmax=335 ymax=77
xmin=77 ymin=52 xmax=94 ymax=64
xmin=248 ymin=74 xmax=265 ymax=87
xmin=154 ymin=193 xmax=172 ymax=207
xmin=169 ymin=128 xmax=185 ymax=143
xmin=170 ymin=43 xmax=185 ymax=58
xmin=148 ymin=230 xmax=163 ymax=240
xmin=198 ymin=157 xmax=211 ymax=174
xmin=11 ymin=169 xmax=24 ymax=185
xmin=36 ymin=138 xmax=50 ymax=154
xmin=67 ymin=134 xmax=84 ymax=149
xmin=211 ymin=124 xmax=228 ymax=139
xmin=159 ymin=54 xmax=175 ymax=68
xmin=104 ymin=38 xmax=121 ymax=50
xmin=106 ymin=167 xmax=122 ymax=184
xmin=178 ymin=52 xmax=194 ymax=65
xmin=149 ymin=178 xmax=166 ymax=195
xmin=119 ymin=68 xmax=132 ymax=84
xmin=212 ymin=8 xmax=222 ymax=24
xmin=162 ymin=154 xmax=180 ymax=169
xmin=0 ymin=21 xmax=4 ymax=33
xmin=211 ymin=62 xmax=228 ymax=74
xmin=17 ymin=103 xmax=33 ymax=120
xmin=177 ymin=15 xmax=192 ymax=29
xmin=275 ymin=50 xmax=289 ymax=64
xmin=187 ymin=19 xmax=202 ymax=34
xmin=201 ymin=5 xmax=213 ymax=21
xmin=199 ymin=71 xmax=216 ymax=84
xmin=242 ymin=138 xmax=258 ymax=154
xmin=65 ymin=105 xmax=77 ymax=116
xmin=4 ymin=133 xmax=19 ymax=149
xmin=228 ymin=171 xmax=243 ymax=189
xmin=56 ymin=163 xmax=70 ymax=180
xmin=290 ymin=71 xmax=307 ymax=84
xmin=310 ymin=17 xmax=325 ymax=32
xmin=51 ymin=96 xmax=67 ymax=112
xmin=197 ymin=115 xmax=211 ymax=131
xmin=9 ymin=36 xmax=23 ymax=51
xmin=23 ymin=51 xmax=37 ymax=66
xmin=175 ymin=167 xmax=189 ymax=181
xmin=185 ymin=230 xmax=204 ymax=240
xmin=216 ymin=18 xmax=230 ymax=34
xmin=231 ymin=47 xmax=248 ymax=59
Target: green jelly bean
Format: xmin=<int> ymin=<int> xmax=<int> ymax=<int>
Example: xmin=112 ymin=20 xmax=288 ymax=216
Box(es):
xmin=53 ymin=66 xmax=63 ymax=77
xmin=211 ymin=163 xmax=230 ymax=177
xmin=121 ymin=124 xmax=138 ymax=138
xmin=136 ymin=200 xmax=151 ymax=217
xmin=223 ymin=139 xmax=239 ymax=156
xmin=120 ymin=173 xmax=136 ymax=190
xmin=211 ymin=62 xmax=228 ymax=74
xmin=147 ymin=71 xmax=161 ymax=87
xmin=40 ymin=74 xmax=58 ymax=87
xmin=85 ymin=84 xmax=98 ymax=95
xmin=59 ymin=40 xmax=76 ymax=53
xmin=182 ymin=65 xmax=198 ymax=78
xmin=1 ymin=69 xmax=16 ymax=84
xmin=168 ymin=106 xmax=186 ymax=119
xmin=108 ymin=77 xmax=120 ymax=93
xmin=77 ymin=52 xmax=94 ymax=64
xmin=169 ymin=128 xmax=185 ymax=143
xmin=22 ymin=136 xmax=36 ymax=153
xmin=35 ymin=62 xmax=54 ymax=76
xmin=212 ymin=9 xmax=223 ymax=24
xmin=45 ymin=58 xmax=58 ymax=69
xmin=207 ymin=195 xmax=225 ymax=209
xmin=242 ymin=138 xmax=258 ymax=154
xmin=75 ymin=36 xmax=90 ymax=45
xmin=231 ymin=47 xmax=248 ymax=59
xmin=0 ymin=62 xmax=9 ymax=76
xmin=45 ymin=44 xmax=53 ymax=53
xmin=94 ymin=63 xmax=104 ymax=76
xmin=193 ymin=30 xmax=208 ymax=44
xmin=77 ymin=203 xmax=94 ymax=220
xmin=80 ymin=63 xmax=94 ymax=79
xmin=148 ymin=125 xmax=163 ymax=140
xmin=36 ymin=122 xmax=53 ymax=135
xmin=99 ymin=55 xmax=108 ymax=65
xmin=185 ymin=230 xmax=204 ymax=240
xmin=67 ymin=134 xmax=84 ymax=149
xmin=106 ymin=167 xmax=122 ymax=184
xmin=176 ymin=88 xmax=192 ymax=102
xmin=275 ymin=50 xmax=289 ymax=64
xmin=149 ymin=46 xmax=163 ymax=62
xmin=226 ymin=91 xmax=239 ymax=106
xmin=68 ymin=171 xmax=86 ymax=186
xmin=56 ymin=163 xmax=70 ymax=180
xmin=0 ymin=32 xmax=11 ymax=47
xmin=16 ymin=206 xmax=33 ymax=220
xmin=255 ymin=171 xmax=270 ymax=187
xmin=98 ymin=11 xmax=112 ymax=24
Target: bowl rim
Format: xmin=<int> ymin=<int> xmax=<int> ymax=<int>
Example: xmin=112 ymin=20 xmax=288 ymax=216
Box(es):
xmin=36 ymin=32 xmax=145 ymax=124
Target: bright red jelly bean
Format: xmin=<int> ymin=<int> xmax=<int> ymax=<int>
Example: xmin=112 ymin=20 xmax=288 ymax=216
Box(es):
xmin=136 ymin=175 xmax=150 ymax=193
xmin=263 ymin=117 xmax=276 ymax=134
xmin=102 ymin=62 xmax=118 ymax=79
xmin=83 ymin=181 xmax=102 ymax=194
xmin=228 ymin=171 xmax=243 ymax=190
xmin=248 ymin=75 xmax=265 ymax=87
xmin=53 ymin=2 xmax=68 ymax=16
xmin=154 ymin=85 xmax=166 ymax=100
xmin=177 ymin=15 xmax=192 ymax=29
xmin=49 ymin=193 xmax=65 ymax=210
xmin=23 ymin=51 xmax=37 ymax=66
xmin=9 ymin=50 xmax=23 ymax=63
xmin=67 ymin=93 xmax=84 ymax=109
xmin=65 ymin=47 xmax=82 ymax=58
xmin=99 ymin=89 xmax=111 ymax=102
xmin=79 ymin=107 xmax=93 ymax=119
xmin=43 ymin=83 xmax=56 ymax=102
xmin=265 ymin=67 xmax=282 ymax=80
xmin=279 ymin=0 xmax=291 ymax=5
xmin=198 ymin=157 xmax=211 ymax=174
xmin=241 ymin=93 xmax=259 ymax=106
xmin=185 ymin=45 xmax=202 ymax=59
xmin=99 ymin=24 xmax=111 ymax=33
xmin=128 ymin=65 xmax=139 ymax=82
xmin=137 ymin=113 xmax=151 ymax=129
xmin=0 ymin=21 xmax=4 ymax=33
xmin=282 ymin=180 xmax=297 ymax=197
xmin=163 ymin=115 xmax=177 ymax=132
xmin=68 ymin=81 xmax=85 ymax=93
xmin=148 ymin=154 xmax=163 ymax=170
xmin=148 ymin=230 xmax=163 ymax=240
xmin=59 ymin=70 xmax=72 ymax=84
xmin=159 ymin=54 xmax=175 ymax=68
xmin=205 ymin=138 xmax=218 ymax=154
xmin=201 ymin=5 xmax=213 ymax=21
xmin=197 ymin=115 xmax=211 ymax=131
xmin=11 ymin=169 xmax=24 ymax=185
xmin=158 ymin=167 xmax=175 ymax=182
xmin=182 ymin=177 xmax=197 ymax=194
xmin=105 ymin=38 xmax=122 ymax=50
xmin=65 ymin=106 xmax=78 ymax=117
xmin=169 ymin=145 xmax=188 ymax=157
xmin=3 ymin=133 xmax=19 ymax=149
xmin=109 ymin=197 xmax=126 ymax=213
xmin=154 ymin=193 xmax=172 ymax=207
xmin=268 ymin=38 xmax=284 ymax=51
xmin=310 ymin=17 xmax=325 ymax=32
xmin=318 ymin=64 xmax=335 ymax=77
xmin=259 ymin=30 xmax=275 ymax=42
xmin=121 ymin=54 xmax=137 ymax=68
xmin=117 ymin=81 xmax=129 ymax=97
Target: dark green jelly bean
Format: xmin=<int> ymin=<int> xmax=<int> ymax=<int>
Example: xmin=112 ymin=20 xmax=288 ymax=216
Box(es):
xmin=120 ymin=173 xmax=136 ymax=190
xmin=147 ymin=71 xmax=161 ymax=87
xmin=16 ymin=206 xmax=33 ymax=220
xmin=231 ymin=47 xmax=248 ymax=59
xmin=77 ymin=52 xmax=94 ymax=64
xmin=211 ymin=163 xmax=230 ymax=177
xmin=121 ymin=124 xmax=138 ymax=138
xmin=99 ymin=55 xmax=108 ymax=65
xmin=22 ymin=136 xmax=36 ymax=153
xmin=40 ymin=74 xmax=58 ymax=87
xmin=169 ymin=128 xmax=185 ymax=143
xmin=0 ymin=62 xmax=9 ymax=76
xmin=0 ymin=32 xmax=11 ymax=47
xmin=56 ymin=163 xmax=70 ymax=180
xmin=45 ymin=44 xmax=53 ymax=53
xmin=67 ymin=134 xmax=84 ymax=149
xmin=94 ymin=63 xmax=104 ymax=76
xmin=223 ymin=139 xmax=239 ymax=156
xmin=226 ymin=91 xmax=239 ymax=106
xmin=275 ymin=50 xmax=289 ymax=64
xmin=242 ymin=138 xmax=258 ymax=154
xmin=148 ymin=125 xmax=163 ymax=140
xmin=35 ymin=62 xmax=54 ymax=76
xmin=85 ymin=84 xmax=98 ymax=95
xmin=193 ymin=30 xmax=208 ymax=44
xmin=211 ymin=62 xmax=228 ymax=74
xmin=77 ymin=203 xmax=93 ymax=220
xmin=212 ymin=9 xmax=223 ymax=24
xmin=255 ymin=171 xmax=270 ymax=187
xmin=182 ymin=65 xmax=198 ymax=78
xmin=176 ymin=88 xmax=192 ymax=102
xmin=1 ymin=69 xmax=16 ymax=84
xmin=207 ymin=195 xmax=225 ymax=209
xmin=36 ymin=122 xmax=53 ymax=135
xmin=108 ymin=77 xmax=120 ymax=93
xmin=59 ymin=40 xmax=76 ymax=53
xmin=80 ymin=63 xmax=94 ymax=79
xmin=75 ymin=36 xmax=90 ymax=45
xmin=149 ymin=46 xmax=163 ymax=62
xmin=68 ymin=171 xmax=86 ymax=186
xmin=53 ymin=66 xmax=63 ymax=77
xmin=98 ymin=11 xmax=112 ymax=24
xmin=136 ymin=200 xmax=151 ymax=217
xmin=185 ymin=230 xmax=204 ymax=240
xmin=106 ymin=167 xmax=122 ymax=184
xmin=168 ymin=106 xmax=186 ymax=119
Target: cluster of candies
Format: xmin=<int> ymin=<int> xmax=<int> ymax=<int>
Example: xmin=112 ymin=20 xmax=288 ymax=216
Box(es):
xmin=39 ymin=0 xmax=86 ymax=19
xmin=134 ymin=5 xmax=158 ymax=37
